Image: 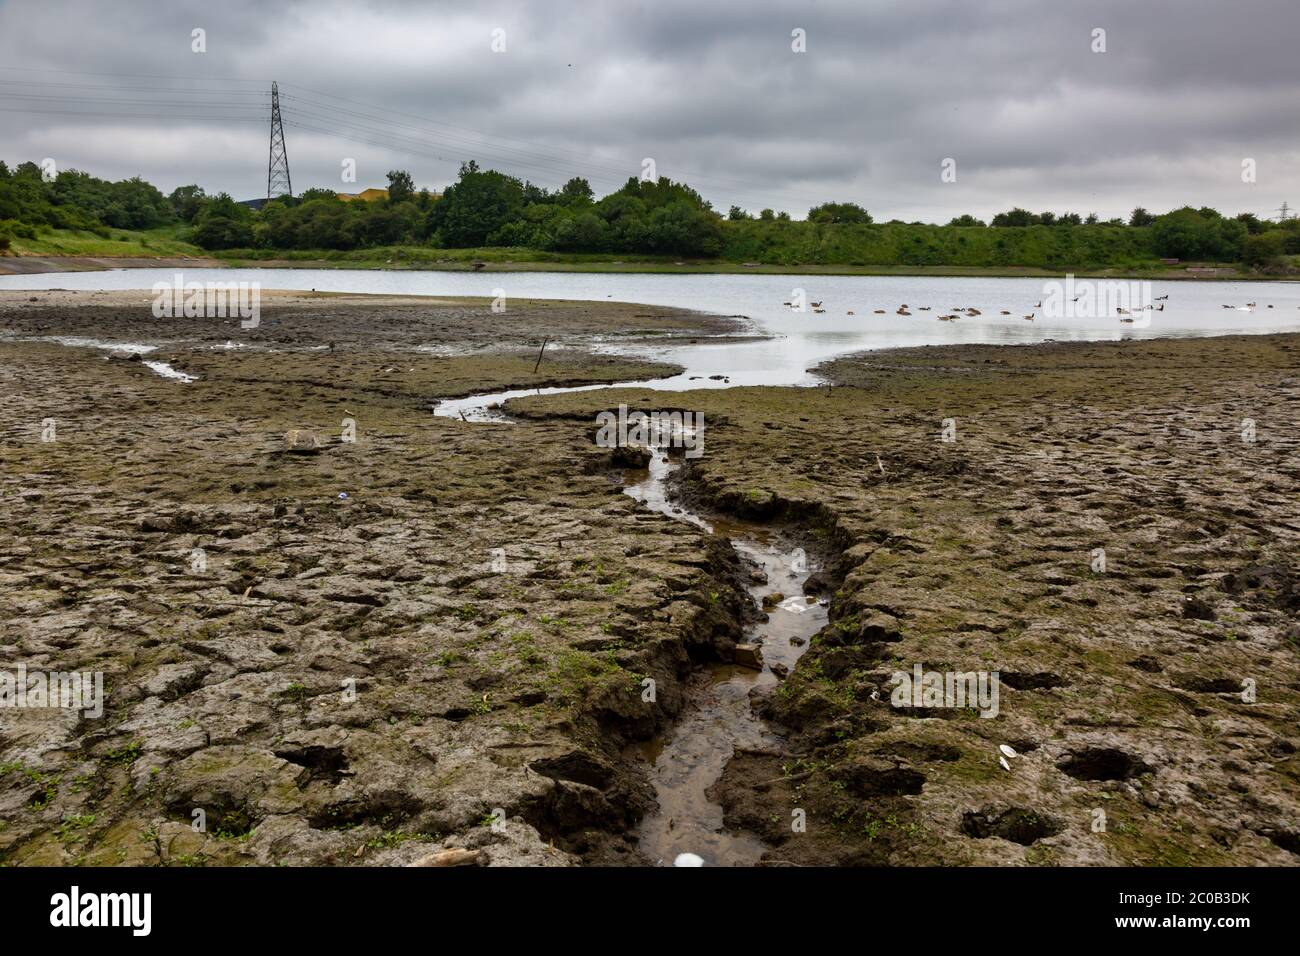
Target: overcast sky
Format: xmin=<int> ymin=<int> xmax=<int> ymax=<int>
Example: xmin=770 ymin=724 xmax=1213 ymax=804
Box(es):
xmin=1 ymin=0 xmax=1297 ymax=222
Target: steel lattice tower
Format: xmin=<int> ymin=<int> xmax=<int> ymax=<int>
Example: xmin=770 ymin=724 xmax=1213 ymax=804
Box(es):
xmin=267 ymin=81 xmax=292 ymax=200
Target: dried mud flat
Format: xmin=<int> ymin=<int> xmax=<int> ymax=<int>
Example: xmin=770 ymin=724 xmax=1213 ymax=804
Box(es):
xmin=1 ymin=289 xmax=1297 ymax=867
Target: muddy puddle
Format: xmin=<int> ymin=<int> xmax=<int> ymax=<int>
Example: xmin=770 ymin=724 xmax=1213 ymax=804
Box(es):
xmin=623 ymin=446 xmax=827 ymax=865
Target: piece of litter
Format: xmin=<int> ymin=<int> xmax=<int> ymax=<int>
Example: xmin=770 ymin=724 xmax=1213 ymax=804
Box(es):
xmin=999 ymin=756 xmax=1011 ymax=771
xmin=338 ymin=492 xmax=349 ymax=500
xmin=999 ymin=744 xmax=1018 ymax=759
xmin=673 ymin=853 xmax=705 ymax=867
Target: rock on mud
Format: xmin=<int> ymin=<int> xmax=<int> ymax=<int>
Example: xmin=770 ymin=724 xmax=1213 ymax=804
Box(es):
xmin=283 ymin=429 xmax=324 ymax=454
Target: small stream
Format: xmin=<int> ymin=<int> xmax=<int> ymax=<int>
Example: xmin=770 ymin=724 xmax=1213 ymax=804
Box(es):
xmin=438 ymin=392 xmax=827 ymax=866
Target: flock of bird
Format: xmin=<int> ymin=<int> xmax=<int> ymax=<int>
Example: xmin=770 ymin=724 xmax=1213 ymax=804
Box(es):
xmin=780 ymin=292 xmax=1287 ymax=323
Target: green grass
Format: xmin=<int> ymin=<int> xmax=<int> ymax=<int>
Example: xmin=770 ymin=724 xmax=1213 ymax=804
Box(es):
xmin=10 ymin=224 xmax=205 ymax=258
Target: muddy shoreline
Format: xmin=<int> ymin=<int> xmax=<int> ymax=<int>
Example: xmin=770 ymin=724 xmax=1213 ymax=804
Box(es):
xmin=2 ymin=291 xmax=1297 ymax=866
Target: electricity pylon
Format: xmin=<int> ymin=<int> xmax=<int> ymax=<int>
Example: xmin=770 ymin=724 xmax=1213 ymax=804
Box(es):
xmin=267 ymin=81 xmax=292 ymax=201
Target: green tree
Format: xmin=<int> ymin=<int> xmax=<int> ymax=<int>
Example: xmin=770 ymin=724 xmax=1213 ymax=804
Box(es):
xmin=1241 ymin=231 xmax=1286 ymax=268
xmin=991 ymin=208 xmax=1038 ymax=226
xmin=808 ymin=201 xmax=871 ymax=224
xmin=559 ymin=177 xmax=594 ymax=204
xmin=169 ymin=184 xmax=207 ymax=222
xmin=1129 ymin=207 xmax=1155 ymax=227
xmin=428 ymin=162 xmax=526 ymax=246
xmin=386 ymin=169 xmax=415 ymax=204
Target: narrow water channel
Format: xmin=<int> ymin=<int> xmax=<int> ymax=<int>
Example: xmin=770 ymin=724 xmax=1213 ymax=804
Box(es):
xmin=620 ymin=447 xmax=827 ymax=865
xmin=440 ymin=374 xmax=831 ymax=866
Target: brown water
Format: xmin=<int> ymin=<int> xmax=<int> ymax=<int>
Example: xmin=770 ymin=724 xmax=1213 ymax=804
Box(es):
xmin=624 ymin=448 xmax=828 ymax=866
xmin=429 ymin=397 xmax=829 ymax=866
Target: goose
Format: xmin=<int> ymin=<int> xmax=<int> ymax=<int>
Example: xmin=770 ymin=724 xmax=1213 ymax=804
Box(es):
xmin=897 ymin=308 xmax=911 ymax=315
xmin=874 ymin=309 xmax=886 ymax=314
xmin=847 ymin=310 xmax=855 ymax=315
xmin=1034 ymin=301 xmax=1043 ymax=308
xmin=938 ymin=314 xmax=959 ymax=321
xmin=1157 ymin=303 xmax=1164 ymax=311
xmin=919 ymin=306 xmax=931 ymax=311
xmin=1023 ymin=314 xmax=1035 ymax=320
xmin=1155 ymin=294 xmax=1169 ymax=301
xmin=1119 ymin=316 xmax=1135 ymax=324
xmin=1000 ymin=310 xmax=1011 ymax=315
xmin=1246 ymin=301 xmax=1257 ymax=308
xmin=966 ymin=308 xmax=981 ymax=316
xmin=1117 ymin=307 xmax=1130 ymax=315
xmin=813 ymin=308 xmax=826 ymax=314
xmin=810 ymin=300 xmax=823 ymax=308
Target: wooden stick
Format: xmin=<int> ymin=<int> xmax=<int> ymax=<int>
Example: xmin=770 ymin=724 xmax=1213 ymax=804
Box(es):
xmin=533 ymin=338 xmax=549 ymax=373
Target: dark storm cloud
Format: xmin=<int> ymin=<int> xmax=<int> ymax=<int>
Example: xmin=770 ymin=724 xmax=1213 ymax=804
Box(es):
xmin=0 ymin=0 xmax=1296 ymax=221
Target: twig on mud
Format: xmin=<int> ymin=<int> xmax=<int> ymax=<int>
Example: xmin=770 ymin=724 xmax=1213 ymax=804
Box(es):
xmin=755 ymin=769 xmax=816 ymax=791
xmin=533 ymin=338 xmax=549 ymax=373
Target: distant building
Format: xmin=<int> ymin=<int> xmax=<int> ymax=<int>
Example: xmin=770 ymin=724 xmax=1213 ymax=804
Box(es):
xmin=336 ymin=188 xmax=390 ymax=202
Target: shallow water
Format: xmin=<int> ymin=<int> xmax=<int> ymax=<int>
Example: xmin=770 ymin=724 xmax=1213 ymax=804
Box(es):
xmin=623 ymin=447 xmax=827 ymax=866
xmin=6 ymin=270 xmax=1299 ymax=396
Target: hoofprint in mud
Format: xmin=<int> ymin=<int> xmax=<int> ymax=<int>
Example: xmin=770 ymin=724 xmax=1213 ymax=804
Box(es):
xmin=1 ymin=288 xmax=1297 ymax=867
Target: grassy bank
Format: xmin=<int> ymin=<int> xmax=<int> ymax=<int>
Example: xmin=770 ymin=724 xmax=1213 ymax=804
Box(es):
xmin=7 ymin=225 xmax=202 ymax=258
xmin=2 ymin=226 xmax=1280 ymax=280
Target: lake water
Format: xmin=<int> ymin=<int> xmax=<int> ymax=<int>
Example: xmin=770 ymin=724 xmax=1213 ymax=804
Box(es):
xmin=4 ymin=269 xmax=1298 ymax=391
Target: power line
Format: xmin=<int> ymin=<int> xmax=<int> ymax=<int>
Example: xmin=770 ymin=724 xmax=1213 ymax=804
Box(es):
xmin=0 ymin=65 xmax=830 ymax=210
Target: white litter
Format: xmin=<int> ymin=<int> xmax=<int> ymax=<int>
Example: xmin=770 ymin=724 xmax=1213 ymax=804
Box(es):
xmin=673 ymin=853 xmax=705 ymax=867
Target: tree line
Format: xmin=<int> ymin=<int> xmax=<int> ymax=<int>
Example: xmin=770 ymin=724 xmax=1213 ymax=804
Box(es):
xmin=2 ymin=158 xmax=1297 ymax=270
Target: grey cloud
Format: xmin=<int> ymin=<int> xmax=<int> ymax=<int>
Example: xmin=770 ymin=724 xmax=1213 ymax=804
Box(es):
xmin=0 ymin=0 xmax=1295 ymax=221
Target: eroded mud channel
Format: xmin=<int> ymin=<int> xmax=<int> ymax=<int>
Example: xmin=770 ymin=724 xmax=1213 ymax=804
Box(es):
xmin=440 ymin=401 xmax=829 ymax=866
xmin=624 ymin=450 xmax=827 ymax=865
